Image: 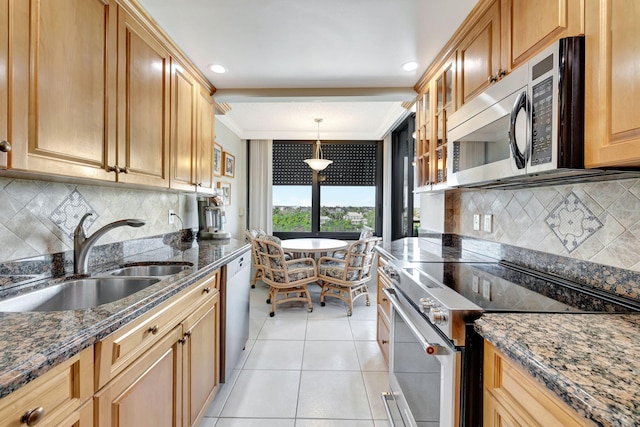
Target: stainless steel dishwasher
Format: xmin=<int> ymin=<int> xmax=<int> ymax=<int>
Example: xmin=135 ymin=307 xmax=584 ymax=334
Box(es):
xmin=220 ymin=249 xmax=251 ymax=383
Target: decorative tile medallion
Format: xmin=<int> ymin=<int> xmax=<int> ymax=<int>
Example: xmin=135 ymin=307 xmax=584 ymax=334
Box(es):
xmin=545 ymin=192 xmax=603 ymax=252
xmin=49 ymin=189 xmax=98 ymax=237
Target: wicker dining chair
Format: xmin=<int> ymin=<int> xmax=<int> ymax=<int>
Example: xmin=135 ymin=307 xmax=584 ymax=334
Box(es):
xmin=317 ymin=237 xmax=381 ymax=316
xmin=255 ymin=235 xmax=316 ymax=317
xmin=245 ymin=228 xmax=266 ymax=288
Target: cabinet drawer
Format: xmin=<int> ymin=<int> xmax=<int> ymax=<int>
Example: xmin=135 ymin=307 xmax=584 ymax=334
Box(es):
xmin=484 ymin=342 xmax=592 ymax=427
xmin=376 ymin=273 xmax=391 ymax=321
xmin=376 ymin=306 xmax=390 ymax=366
xmin=95 ymin=271 xmax=219 ymax=389
xmin=0 ymin=346 xmax=93 ymax=427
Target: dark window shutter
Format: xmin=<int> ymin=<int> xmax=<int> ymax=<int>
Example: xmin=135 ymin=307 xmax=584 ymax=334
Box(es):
xmin=272 ymin=142 xmax=313 ymax=185
xmin=320 ymin=143 xmax=377 ymax=186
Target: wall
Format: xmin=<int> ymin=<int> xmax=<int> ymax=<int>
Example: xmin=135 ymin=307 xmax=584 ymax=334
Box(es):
xmin=424 ymin=178 xmax=640 ymax=271
xmin=0 ymin=177 xmax=182 ymax=263
xmin=213 ymin=118 xmax=247 ymax=239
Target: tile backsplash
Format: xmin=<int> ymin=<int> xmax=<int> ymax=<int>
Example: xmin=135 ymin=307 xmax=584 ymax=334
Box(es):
xmin=446 ymin=178 xmax=640 ymax=271
xmin=0 ymin=177 xmax=184 ymax=263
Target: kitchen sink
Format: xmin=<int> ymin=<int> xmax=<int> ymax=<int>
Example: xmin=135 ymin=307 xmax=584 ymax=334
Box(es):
xmin=0 ymin=277 xmax=161 ymax=312
xmin=107 ymin=264 xmax=193 ymax=277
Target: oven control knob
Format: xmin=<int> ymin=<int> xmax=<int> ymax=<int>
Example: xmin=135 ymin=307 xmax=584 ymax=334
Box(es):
xmin=419 ymin=297 xmax=435 ymax=313
xmin=430 ymin=309 xmax=448 ymax=324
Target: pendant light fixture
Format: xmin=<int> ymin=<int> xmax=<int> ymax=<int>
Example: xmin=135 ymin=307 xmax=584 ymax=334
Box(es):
xmin=304 ymin=118 xmax=333 ymax=171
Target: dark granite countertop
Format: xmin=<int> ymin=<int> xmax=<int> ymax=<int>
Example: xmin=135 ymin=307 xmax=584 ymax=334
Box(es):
xmin=476 ymin=313 xmax=640 ymax=426
xmin=0 ymin=238 xmax=250 ymax=399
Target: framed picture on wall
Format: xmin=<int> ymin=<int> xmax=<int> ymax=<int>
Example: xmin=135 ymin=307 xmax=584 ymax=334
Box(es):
xmin=213 ymin=143 xmax=223 ymax=176
xmin=223 ymin=152 xmax=235 ymax=178
xmin=217 ymin=181 xmax=231 ymax=205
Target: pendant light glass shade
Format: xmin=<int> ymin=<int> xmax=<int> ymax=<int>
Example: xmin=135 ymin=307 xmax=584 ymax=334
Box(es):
xmin=304 ymin=118 xmax=333 ymax=171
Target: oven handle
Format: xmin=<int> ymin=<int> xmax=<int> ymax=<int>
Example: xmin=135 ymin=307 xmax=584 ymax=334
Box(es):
xmin=383 ymin=288 xmax=445 ymax=356
xmin=380 ymin=392 xmax=398 ymax=427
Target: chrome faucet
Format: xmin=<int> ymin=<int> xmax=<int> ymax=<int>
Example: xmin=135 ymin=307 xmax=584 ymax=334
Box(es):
xmin=73 ymin=213 xmax=146 ymax=276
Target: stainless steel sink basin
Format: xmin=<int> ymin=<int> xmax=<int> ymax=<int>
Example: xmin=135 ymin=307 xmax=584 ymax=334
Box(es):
xmin=107 ymin=264 xmax=192 ymax=277
xmin=0 ymin=277 xmax=161 ymax=312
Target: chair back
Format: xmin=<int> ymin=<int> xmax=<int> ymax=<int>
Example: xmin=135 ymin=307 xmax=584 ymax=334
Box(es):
xmin=342 ymin=237 xmax=381 ymax=281
xmin=255 ymin=235 xmax=288 ymax=283
xmin=245 ymin=229 xmax=266 ymax=266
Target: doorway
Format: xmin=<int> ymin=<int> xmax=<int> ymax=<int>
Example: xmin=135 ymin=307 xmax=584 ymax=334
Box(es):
xmin=391 ymin=114 xmax=417 ymax=240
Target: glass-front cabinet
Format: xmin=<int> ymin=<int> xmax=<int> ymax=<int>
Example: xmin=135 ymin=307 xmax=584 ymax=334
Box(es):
xmin=415 ymin=54 xmax=456 ymax=191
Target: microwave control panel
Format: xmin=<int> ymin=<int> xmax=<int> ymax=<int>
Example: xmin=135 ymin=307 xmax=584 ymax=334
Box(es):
xmin=530 ymin=76 xmax=554 ymax=166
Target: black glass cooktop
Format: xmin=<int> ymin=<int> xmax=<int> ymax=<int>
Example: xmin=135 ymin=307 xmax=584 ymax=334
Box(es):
xmin=400 ymin=261 xmax=640 ymax=313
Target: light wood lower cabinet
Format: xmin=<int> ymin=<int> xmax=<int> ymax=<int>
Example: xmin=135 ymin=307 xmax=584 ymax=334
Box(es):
xmin=484 ymin=341 xmax=593 ymax=426
xmin=0 ymin=346 xmax=94 ymax=427
xmin=95 ymin=270 xmax=221 ymax=427
xmin=376 ymin=255 xmax=391 ymax=365
xmin=182 ymin=294 xmax=219 ymax=427
xmin=95 ymin=325 xmax=184 ymax=427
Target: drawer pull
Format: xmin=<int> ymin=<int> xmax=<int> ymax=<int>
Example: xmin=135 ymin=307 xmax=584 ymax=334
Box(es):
xmin=21 ymin=407 xmax=45 ymax=426
xmin=0 ymin=140 xmax=11 ymax=152
xmin=148 ymin=325 xmax=159 ymax=335
xmin=381 ymin=340 xmax=388 ymax=344
xmin=202 ymin=287 xmax=211 ymax=293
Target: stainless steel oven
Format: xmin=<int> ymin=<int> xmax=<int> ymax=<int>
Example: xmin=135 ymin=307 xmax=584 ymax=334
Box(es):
xmin=380 ymin=262 xmax=482 ymax=427
xmin=381 ymin=259 xmax=640 ymax=427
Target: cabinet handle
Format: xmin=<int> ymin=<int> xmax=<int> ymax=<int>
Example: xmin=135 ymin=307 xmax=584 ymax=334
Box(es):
xmin=21 ymin=407 xmax=45 ymax=426
xmin=184 ymin=331 xmax=192 ymax=338
xmin=202 ymin=287 xmax=211 ymax=293
xmin=487 ymin=74 xmax=498 ymax=83
xmin=0 ymin=140 xmax=11 ymax=152
xmin=178 ymin=338 xmax=186 ymax=344
xmin=497 ymin=69 xmax=507 ymax=78
xmin=382 ymin=297 xmax=388 ymax=302
xmin=121 ymin=166 xmax=130 ymax=174
xmin=148 ymin=325 xmax=159 ymax=335
xmin=108 ymin=165 xmax=120 ymax=173
xmin=381 ymin=340 xmax=388 ymax=344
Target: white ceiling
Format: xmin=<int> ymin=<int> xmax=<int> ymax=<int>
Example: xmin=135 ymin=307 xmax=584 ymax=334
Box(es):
xmin=137 ymin=0 xmax=478 ymax=140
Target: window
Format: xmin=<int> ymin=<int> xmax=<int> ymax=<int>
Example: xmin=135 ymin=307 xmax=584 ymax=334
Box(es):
xmin=272 ymin=141 xmax=382 ymax=239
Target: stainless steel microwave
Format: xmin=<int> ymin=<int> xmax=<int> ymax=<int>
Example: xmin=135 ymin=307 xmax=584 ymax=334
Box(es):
xmin=447 ymin=36 xmax=587 ymax=188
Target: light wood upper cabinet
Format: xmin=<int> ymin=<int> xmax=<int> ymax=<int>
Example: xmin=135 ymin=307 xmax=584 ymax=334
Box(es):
xmin=7 ymin=0 xmax=117 ymax=179
xmin=196 ymin=86 xmax=216 ymax=193
xmin=170 ymin=60 xmax=198 ymax=191
xmin=0 ymin=0 xmax=7 ymax=169
xmin=502 ymin=0 xmax=584 ymax=71
xmin=584 ymin=0 xmax=640 ymax=168
xmin=457 ymin=0 xmax=502 ymax=107
xmin=116 ymin=8 xmax=171 ymax=187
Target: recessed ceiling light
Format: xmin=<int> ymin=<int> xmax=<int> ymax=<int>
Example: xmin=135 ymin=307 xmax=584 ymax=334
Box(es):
xmin=209 ymin=64 xmax=227 ymax=74
xmin=402 ymin=61 xmax=419 ymax=72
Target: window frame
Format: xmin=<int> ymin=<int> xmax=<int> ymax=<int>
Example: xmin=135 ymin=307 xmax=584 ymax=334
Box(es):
xmin=273 ymin=140 xmax=383 ymax=240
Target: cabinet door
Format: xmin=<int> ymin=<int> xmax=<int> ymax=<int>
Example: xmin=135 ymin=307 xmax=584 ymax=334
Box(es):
xmin=585 ymin=0 xmax=640 ymax=167
xmin=170 ymin=59 xmax=197 ymax=191
xmin=117 ymin=8 xmax=170 ymax=187
xmin=503 ymin=0 xmax=584 ymax=70
xmin=432 ymin=54 xmax=456 ymax=187
xmin=95 ymin=325 xmax=183 ymax=427
xmin=196 ymin=86 xmax=216 ymax=193
xmin=457 ymin=0 xmax=501 ymax=106
xmin=8 ymin=0 xmax=116 ymax=179
xmin=0 ymin=0 xmax=7 ymax=169
xmin=182 ymin=292 xmax=220 ymax=427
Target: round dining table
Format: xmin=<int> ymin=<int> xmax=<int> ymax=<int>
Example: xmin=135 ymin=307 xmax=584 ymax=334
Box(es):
xmin=280 ymin=238 xmax=349 ymax=257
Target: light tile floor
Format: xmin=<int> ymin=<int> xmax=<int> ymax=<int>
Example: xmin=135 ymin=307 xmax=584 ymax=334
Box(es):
xmin=199 ymin=276 xmax=390 ymax=427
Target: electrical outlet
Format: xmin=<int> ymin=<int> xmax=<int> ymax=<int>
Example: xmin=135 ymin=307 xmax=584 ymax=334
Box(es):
xmin=483 ymin=214 xmax=493 ymax=232
xmin=473 ymin=214 xmax=480 ymax=231
xmin=168 ymin=209 xmax=175 ymax=224
xmin=472 ymin=275 xmax=479 ymax=293
xmin=482 ymin=279 xmax=492 ymax=300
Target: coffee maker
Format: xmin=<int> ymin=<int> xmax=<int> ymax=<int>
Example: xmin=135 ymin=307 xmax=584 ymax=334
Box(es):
xmin=197 ymin=195 xmax=231 ymax=240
